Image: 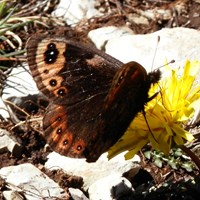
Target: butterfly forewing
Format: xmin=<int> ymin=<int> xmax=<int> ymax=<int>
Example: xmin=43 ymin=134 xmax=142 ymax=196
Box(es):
xmin=84 ymin=61 xmax=159 ymax=161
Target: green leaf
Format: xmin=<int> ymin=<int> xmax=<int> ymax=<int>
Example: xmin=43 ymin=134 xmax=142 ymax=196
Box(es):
xmin=144 ymin=151 xmax=151 ymax=159
xmin=154 ymin=158 xmax=162 ymax=168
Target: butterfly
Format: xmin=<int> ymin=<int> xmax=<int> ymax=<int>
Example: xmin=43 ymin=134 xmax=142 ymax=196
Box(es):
xmin=26 ymin=34 xmax=161 ymax=162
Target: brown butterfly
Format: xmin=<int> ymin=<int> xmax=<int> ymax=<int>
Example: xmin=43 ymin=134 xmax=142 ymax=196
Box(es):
xmin=26 ymin=34 xmax=161 ymax=162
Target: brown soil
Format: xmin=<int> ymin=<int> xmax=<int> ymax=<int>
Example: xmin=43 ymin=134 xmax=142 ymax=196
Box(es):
xmin=0 ymin=0 xmax=200 ymax=199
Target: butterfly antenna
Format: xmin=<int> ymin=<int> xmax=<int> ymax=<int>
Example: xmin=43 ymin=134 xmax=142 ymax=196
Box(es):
xmin=151 ymin=36 xmax=160 ymax=71
xmin=142 ymin=110 xmax=158 ymax=143
xmin=151 ymin=35 xmax=176 ymax=71
xmin=156 ymin=59 xmax=175 ymax=70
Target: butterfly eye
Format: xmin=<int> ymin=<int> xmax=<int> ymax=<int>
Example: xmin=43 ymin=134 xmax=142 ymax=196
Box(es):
xmin=56 ymin=128 xmax=62 ymax=134
xmin=48 ymin=43 xmax=56 ymax=49
xmin=44 ymin=43 xmax=59 ymax=64
xmin=73 ymin=139 xmax=85 ymax=154
xmin=43 ymin=69 xmax=49 ymax=74
xmin=77 ymin=145 xmax=82 ymax=151
xmin=56 ymin=116 xmax=62 ymax=121
xmin=57 ymin=87 xmax=67 ymax=96
xmin=50 ymin=79 xmax=57 ymax=86
xmin=63 ymin=139 xmax=69 ymax=145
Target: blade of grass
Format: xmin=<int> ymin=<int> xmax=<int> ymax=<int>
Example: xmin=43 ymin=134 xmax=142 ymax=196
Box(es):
xmin=0 ymin=20 xmax=31 ymax=35
xmin=0 ymin=4 xmax=17 ymax=27
xmin=0 ymin=49 xmax=25 ymax=57
xmin=0 ymin=1 xmax=6 ymax=19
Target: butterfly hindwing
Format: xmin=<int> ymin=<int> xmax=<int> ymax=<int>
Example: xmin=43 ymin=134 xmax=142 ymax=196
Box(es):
xmin=27 ymin=34 xmax=123 ymax=158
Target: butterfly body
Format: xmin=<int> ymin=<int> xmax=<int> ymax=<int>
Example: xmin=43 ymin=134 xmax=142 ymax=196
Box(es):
xmin=27 ymin=34 xmax=160 ymax=162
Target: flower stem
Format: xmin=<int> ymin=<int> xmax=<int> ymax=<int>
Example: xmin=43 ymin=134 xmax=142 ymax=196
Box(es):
xmin=180 ymin=145 xmax=200 ymax=171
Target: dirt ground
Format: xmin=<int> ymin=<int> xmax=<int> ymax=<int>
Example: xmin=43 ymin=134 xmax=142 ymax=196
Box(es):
xmin=0 ymin=0 xmax=200 ymax=199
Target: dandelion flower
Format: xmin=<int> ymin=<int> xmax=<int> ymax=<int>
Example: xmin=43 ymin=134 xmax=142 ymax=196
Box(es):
xmin=108 ymin=60 xmax=200 ymax=160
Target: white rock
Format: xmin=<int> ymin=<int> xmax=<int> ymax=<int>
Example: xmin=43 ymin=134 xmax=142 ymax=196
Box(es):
xmin=0 ymin=128 xmax=22 ymax=158
xmin=45 ymin=152 xmax=140 ymax=190
xmin=88 ymin=173 xmax=134 ymax=200
xmin=0 ymin=65 xmax=38 ymax=119
xmin=2 ymin=66 xmax=38 ymax=99
xmin=0 ymin=163 xmax=68 ymax=200
xmin=3 ymin=190 xmax=25 ymax=200
xmin=68 ymin=188 xmax=89 ymax=200
xmin=52 ymin=0 xmax=101 ymax=25
xmin=127 ymin=13 xmax=149 ymax=25
xmin=89 ymin=27 xmax=200 ymax=72
xmin=88 ymin=26 xmax=133 ymax=50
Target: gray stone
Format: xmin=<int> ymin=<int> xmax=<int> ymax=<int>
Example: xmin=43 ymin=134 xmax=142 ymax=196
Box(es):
xmin=68 ymin=188 xmax=89 ymax=200
xmin=88 ymin=26 xmax=133 ymax=49
xmin=0 ymin=163 xmax=68 ymax=200
xmin=52 ymin=0 xmax=101 ymax=25
xmin=0 ymin=66 xmax=38 ymax=119
xmin=3 ymin=190 xmax=25 ymax=200
xmin=89 ymin=27 xmax=200 ymax=73
xmin=45 ymin=152 xmax=140 ymax=190
xmin=88 ymin=173 xmax=134 ymax=200
xmin=0 ymin=128 xmax=22 ymax=158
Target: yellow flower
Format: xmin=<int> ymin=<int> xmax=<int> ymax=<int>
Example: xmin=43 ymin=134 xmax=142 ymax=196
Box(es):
xmin=108 ymin=60 xmax=200 ymax=160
